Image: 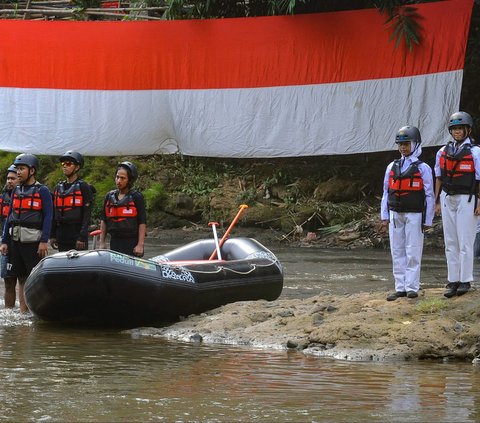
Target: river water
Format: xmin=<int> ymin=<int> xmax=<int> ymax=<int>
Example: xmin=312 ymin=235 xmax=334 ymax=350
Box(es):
xmin=1 ymin=241 xmax=480 ymax=422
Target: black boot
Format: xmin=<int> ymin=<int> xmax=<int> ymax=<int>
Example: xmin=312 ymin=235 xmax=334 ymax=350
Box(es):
xmin=386 ymin=291 xmax=407 ymax=301
xmin=444 ymin=282 xmax=459 ymax=298
xmin=456 ymin=282 xmax=471 ymax=296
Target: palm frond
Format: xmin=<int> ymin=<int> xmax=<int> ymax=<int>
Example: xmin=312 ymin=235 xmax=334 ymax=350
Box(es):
xmin=385 ymin=5 xmax=422 ymax=51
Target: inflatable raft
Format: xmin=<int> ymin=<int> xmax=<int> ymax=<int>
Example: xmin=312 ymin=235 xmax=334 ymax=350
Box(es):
xmin=24 ymin=237 xmax=283 ymax=325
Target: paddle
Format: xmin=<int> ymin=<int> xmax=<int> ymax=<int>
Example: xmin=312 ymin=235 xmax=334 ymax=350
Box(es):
xmin=208 ymin=221 xmax=222 ymax=260
xmin=89 ymin=229 xmax=101 ymax=249
xmin=209 ymin=204 xmax=248 ymax=260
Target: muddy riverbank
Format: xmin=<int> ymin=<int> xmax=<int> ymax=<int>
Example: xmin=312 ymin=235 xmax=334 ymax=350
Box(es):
xmin=132 ymin=226 xmax=480 ymax=363
xmin=132 ymin=287 xmax=480 ymax=363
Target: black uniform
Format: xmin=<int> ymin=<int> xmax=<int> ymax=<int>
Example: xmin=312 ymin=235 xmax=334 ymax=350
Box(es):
xmin=51 ymin=179 xmax=94 ymax=251
xmin=101 ymin=189 xmax=146 ymax=256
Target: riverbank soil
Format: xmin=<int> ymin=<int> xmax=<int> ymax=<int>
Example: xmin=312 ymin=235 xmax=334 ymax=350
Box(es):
xmin=135 ymin=219 xmax=480 ymax=363
xmin=133 ymin=287 xmax=480 ymax=362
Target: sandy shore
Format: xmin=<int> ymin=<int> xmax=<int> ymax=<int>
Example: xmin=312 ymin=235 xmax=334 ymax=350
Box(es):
xmin=130 ymin=285 xmax=480 ymax=363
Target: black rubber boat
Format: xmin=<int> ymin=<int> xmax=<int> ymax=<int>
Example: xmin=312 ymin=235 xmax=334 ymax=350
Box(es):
xmin=24 ymin=237 xmax=283 ymax=325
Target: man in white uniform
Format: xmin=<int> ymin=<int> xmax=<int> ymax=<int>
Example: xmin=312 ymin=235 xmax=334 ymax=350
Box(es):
xmin=381 ymin=126 xmax=435 ymax=301
xmin=434 ymin=111 xmax=480 ymax=297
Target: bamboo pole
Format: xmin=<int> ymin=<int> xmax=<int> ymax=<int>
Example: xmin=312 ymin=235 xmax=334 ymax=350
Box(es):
xmin=23 ymin=0 xmax=32 ymax=19
xmin=0 ymin=7 xmax=167 ymax=19
xmin=0 ymin=6 xmax=168 ymax=12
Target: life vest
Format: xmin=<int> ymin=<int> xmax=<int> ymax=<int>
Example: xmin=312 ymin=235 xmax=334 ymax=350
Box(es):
xmin=54 ymin=180 xmax=84 ymax=223
xmin=104 ymin=190 xmax=138 ymax=237
xmin=439 ymin=142 xmax=477 ymax=195
xmin=387 ymin=160 xmax=425 ymax=213
xmin=0 ymin=190 xmax=13 ymax=227
xmin=10 ymin=183 xmax=44 ymax=229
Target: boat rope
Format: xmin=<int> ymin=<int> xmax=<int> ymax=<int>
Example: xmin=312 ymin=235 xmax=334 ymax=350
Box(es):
xmin=55 ymin=249 xmax=280 ymax=276
xmin=164 ymin=257 xmax=280 ymax=275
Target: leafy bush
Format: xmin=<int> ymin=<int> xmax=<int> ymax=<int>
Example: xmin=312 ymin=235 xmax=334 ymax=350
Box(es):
xmin=143 ymin=183 xmax=166 ymax=211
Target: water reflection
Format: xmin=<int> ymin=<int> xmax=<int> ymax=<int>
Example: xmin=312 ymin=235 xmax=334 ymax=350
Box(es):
xmin=1 ymin=245 xmax=480 ymax=422
xmin=276 ymin=247 xmax=457 ymax=299
xmin=1 ymin=319 xmax=480 ymax=422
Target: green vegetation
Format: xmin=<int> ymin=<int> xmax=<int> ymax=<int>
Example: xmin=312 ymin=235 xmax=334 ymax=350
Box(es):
xmin=415 ymin=297 xmax=449 ymax=314
xmin=0 ymin=150 xmax=385 ymax=233
xmin=143 ymin=183 xmax=166 ymax=211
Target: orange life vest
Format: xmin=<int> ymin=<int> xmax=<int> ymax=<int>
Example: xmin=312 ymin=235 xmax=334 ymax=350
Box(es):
xmin=104 ymin=190 xmax=138 ymax=237
xmin=0 ymin=190 xmax=12 ymax=226
xmin=387 ymin=160 xmax=425 ymax=213
xmin=439 ymin=142 xmax=477 ymax=195
xmin=10 ymin=183 xmax=43 ymax=229
xmin=54 ymin=180 xmax=84 ymax=223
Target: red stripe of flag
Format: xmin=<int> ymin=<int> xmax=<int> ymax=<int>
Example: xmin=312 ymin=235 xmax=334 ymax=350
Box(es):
xmin=0 ymin=0 xmax=472 ymax=90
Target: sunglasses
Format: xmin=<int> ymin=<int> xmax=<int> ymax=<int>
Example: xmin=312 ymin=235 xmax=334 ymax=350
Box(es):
xmin=61 ymin=161 xmax=75 ymax=167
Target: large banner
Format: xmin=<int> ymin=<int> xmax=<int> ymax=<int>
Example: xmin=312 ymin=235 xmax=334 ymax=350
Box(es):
xmin=0 ymin=0 xmax=473 ymax=157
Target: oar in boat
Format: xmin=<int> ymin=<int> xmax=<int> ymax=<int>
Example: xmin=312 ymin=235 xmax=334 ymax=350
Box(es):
xmin=209 ymin=204 xmax=248 ymax=260
xmin=208 ymin=221 xmax=222 ymax=260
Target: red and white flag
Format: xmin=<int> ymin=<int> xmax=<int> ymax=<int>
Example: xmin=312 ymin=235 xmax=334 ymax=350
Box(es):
xmin=0 ymin=0 xmax=473 ymax=157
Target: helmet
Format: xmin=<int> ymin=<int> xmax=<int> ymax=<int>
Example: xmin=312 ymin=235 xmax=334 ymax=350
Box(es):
xmin=59 ymin=151 xmax=84 ymax=168
xmin=6 ymin=164 xmax=16 ymax=175
xmin=117 ymin=161 xmax=138 ymax=183
xmin=13 ymin=153 xmax=39 ymax=170
xmin=395 ymin=126 xmax=421 ymax=144
xmin=448 ymin=111 xmax=473 ymax=129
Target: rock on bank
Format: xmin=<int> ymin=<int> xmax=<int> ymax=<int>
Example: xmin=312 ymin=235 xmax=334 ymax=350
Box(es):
xmin=130 ymin=288 xmax=480 ymax=362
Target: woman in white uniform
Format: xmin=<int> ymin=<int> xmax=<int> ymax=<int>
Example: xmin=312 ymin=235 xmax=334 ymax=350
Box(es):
xmin=434 ymin=111 xmax=480 ymax=298
xmin=381 ymin=125 xmax=435 ymax=301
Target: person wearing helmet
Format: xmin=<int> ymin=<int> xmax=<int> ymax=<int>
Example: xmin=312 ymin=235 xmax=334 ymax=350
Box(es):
xmin=0 ymin=154 xmax=53 ymax=313
xmin=434 ymin=111 xmax=480 ymax=298
xmin=99 ymin=161 xmax=146 ymax=257
xmin=381 ymin=126 xmax=435 ymax=301
xmin=50 ymin=151 xmax=95 ymax=252
xmin=0 ymin=165 xmax=19 ymax=308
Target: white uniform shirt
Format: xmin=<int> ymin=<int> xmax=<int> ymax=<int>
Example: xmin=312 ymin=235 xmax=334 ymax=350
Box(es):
xmin=381 ymin=155 xmax=435 ymax=226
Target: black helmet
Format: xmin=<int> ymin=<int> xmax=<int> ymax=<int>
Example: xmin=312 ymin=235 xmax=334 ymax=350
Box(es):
xmin=6 ymin=164 xmax=17 ymax=175
xmin=448 ymin=111 xmax=473 ymax=129
xmin=14 ymin=153 xmax=39 ymax=170
xmin=59 ymin=151 xmax=84 ymax=168
xmin=395 ymin=126 xmax=421 ymax=144
xmin=117 ymin=161 xmax=138 ymax=183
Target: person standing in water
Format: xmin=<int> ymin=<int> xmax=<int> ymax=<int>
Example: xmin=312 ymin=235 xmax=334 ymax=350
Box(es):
xmin=1 ymin=165 xmax=19 ymax=308
xmin=99 ymin=161 xmax=146 ymax=257
xmin=381 ymin=126 xmax=435 ymax=301
xmin=0 ymin=154 xmax=53 ymax=313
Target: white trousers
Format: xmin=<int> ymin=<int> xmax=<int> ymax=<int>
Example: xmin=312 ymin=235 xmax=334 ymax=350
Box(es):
xmin=440 ymin=191 xmax=478 ymax=283
xmin=389 ymin=211 xmax=424 ymax=293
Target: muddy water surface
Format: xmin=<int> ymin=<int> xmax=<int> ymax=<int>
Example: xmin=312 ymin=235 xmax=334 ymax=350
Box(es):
xmin=1 ymin=242 xmax=479 ymax=422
